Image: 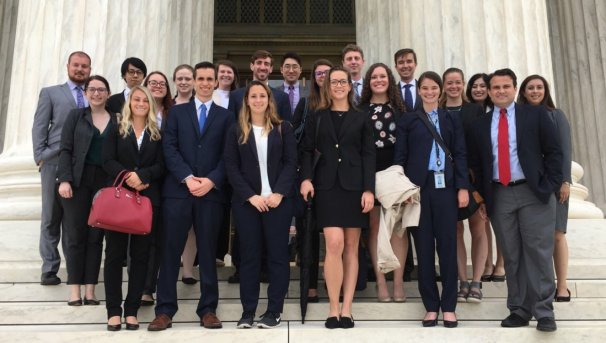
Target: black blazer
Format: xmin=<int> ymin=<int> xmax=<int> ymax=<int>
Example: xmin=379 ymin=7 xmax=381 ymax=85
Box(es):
xmin=393 ymin=109 xmax=469 ymax=190
xmin=224 ymin=121 xmax=297 ymax=204
xmin=102 ymin=126 xmax=165 ymax=206
xmin=57 ymin=107 xmax=117 ymax=187
xmin=468 ymin=104 xmax=563 ymax=215
xmin=300 ymin=109 xmax=376 ymax=192
xmin=231 ymin=86 xmax=293 ymax=122
xmin=107 ymin=91 xmax=126 ymax=114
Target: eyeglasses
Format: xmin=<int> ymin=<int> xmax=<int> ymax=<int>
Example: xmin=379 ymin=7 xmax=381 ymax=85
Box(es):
xmin=86 ymin=87 xmax=108 ymax=94
xmin=147 ymin=80 xmax=167 ymax=88
xmin=283 ymin=64 xmax=300 ymax=71
xmin=329 ymin=79 xmax=349 ymax=87
xmin=127 ymin=69 xmax=144 ymax=76
xmin=315 ymin=70 xmax=329 ymax=77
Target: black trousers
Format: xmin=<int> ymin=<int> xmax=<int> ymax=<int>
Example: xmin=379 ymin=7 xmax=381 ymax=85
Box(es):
xmin=233 ymin=198 xmax=292 ymax=314
xmin=60 ymin=164 xmax=105 ymax=285
xmin=410 ymin=174 xmax=458 ymax=313
xmin=143 ymin=209 xmax=162 ymax=295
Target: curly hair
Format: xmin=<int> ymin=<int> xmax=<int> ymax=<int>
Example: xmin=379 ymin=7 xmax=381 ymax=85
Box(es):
xmin=359 ymin=62 xmax=405 ymax=112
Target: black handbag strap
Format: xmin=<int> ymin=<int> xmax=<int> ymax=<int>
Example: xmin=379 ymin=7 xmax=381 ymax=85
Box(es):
xmin=417 ymin=111 xmax=453 ymax=162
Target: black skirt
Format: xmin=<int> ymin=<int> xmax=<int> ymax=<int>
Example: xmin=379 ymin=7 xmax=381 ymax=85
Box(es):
xmin=315 ymin=182 xmax=369 ymax=229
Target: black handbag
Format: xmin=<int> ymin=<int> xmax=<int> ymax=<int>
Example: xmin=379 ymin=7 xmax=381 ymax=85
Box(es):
xmin=417 ymin=112 xmax=483 ymax=220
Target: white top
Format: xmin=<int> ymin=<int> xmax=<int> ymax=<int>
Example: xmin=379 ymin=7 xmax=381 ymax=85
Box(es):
xmin=156 ymin=110 xmax=163 ymax=129
xmin=136 ymin=128 xmax=145 ymax=150
xmin=252 ymin=125 xmax=272 ymax=197
xmin=212 ymin=89 xmax=230 ymax=109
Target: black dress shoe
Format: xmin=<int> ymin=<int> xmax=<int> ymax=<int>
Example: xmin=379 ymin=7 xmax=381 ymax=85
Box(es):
xmin=107 ymin=323 xmax=121 ymax=331
xmin=422 ymin=318 xmax=438 ymax=327
xmin=41 ymin=272 xmax=61 ymax=286
xmin=536 ymin=317 xmax=557 ymax=332
xmin=227 ymin=270 xmax=240 ymax=284
xmin=182 ymin=277 xmax=198 ymax=285
xmin=554 ymin=289 xmax=571 ymax=302
xmin=84 ymin=298 xmax=100 ymax=305
xmin=67 ymin=298 xmax=82 ymax=306
xmin=501 ymin=313 xmax=529 ymax=327
xmin=340 ymin=315 xmax=354 ymax=329
xmin=443 ymin=320 xmax=458 ymax=328
xmin=125 ymin=322 xmax=140 ymax=330
xmin=325 ymin=316 xmax=340 ymax=329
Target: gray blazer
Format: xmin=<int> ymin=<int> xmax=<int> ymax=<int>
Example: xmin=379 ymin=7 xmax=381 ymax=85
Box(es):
xmin=550 ymin=108 xmax=572 ymax=183
xmin=32 ymin=82 xmax=78 ymax=164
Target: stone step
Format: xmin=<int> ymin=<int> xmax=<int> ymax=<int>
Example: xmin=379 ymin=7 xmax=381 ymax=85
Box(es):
xmin=0 ymin=322 xmax=603 ymax=343
xmin=0 ymin=298 xmax=602 ymax=325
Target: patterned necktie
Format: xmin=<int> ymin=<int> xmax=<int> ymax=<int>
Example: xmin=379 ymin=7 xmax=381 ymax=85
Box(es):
xmin=498 ymin=108 xmax=511 ymax=185
xmin=288 ymin=85 xmax=295 ymax=113
xmin=354 ymin=81 xmax=361 ymax=104
xmin=76 ymin=86 xmax=85 ymax=108
xmin=199 ymin=104 xmax=207 ymax=133
xmin=404 ymin=84 xmax=413 ymax=112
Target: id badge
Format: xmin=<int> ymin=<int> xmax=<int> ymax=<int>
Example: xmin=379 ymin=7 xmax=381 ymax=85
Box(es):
xmin=434 ymin=172 xmax=446 ymax=189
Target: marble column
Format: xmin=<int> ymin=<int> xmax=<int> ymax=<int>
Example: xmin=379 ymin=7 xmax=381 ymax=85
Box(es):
xmin=0 ymin=0 xmax=19 ymax=154
xmin=356 ymin=0 xmax=554 ymax=88
xmin=547 ymin=0 xmax=606 ymax=213
xmin=0 ymin=0 xmax=214 ymax=219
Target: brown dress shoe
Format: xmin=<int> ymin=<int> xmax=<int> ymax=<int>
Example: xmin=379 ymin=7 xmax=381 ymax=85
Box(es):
xmin=148 ymin=314 xmax=172 ymax=331
xmin=201 ymin=312 xmax=222 ymax=329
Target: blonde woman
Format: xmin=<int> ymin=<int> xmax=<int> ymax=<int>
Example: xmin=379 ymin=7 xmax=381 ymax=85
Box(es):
xmin=103 ymin=85 xmax=165 ymax=331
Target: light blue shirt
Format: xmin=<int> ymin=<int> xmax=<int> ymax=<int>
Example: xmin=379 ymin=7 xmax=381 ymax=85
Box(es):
xmin=66 ymin=79 xmax=88 ymax=107
xmin=426 ymin=109 xmax=445 ymax=172
xmin=490 ymin=102 xmax=525 ymax=181
xmin=399 ymin=79 xmax=417 ymax=108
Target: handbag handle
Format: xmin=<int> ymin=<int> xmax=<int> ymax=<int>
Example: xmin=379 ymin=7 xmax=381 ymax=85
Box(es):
xmin=112 ymin=170 xmax=143 ymax=203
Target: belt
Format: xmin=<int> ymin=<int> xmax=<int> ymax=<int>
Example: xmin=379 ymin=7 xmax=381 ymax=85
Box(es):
xmin=492 ymin=179 xmax=526 ymax=186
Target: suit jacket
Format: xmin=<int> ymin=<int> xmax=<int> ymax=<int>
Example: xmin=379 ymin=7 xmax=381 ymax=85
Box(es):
xmin=103 ymin=126 xmax=165 ymax=206
xmin=300 ymin=109 xmax=376 ymax=192
xmin=162 ymin=100 xmax=235 ymax=203
xmin=468 ymin=104 xmax=563 ymax=215
xmin=224 ymin=121 xmax=297 ymax=204
xmin=32 ymin=82 xmax=79 ymax=164
xmin=57 ymin=108 xmax=118 ymax=187
xmin=549 ymin=108 xmax=572 ymax=183
xmin=107 ymin=91 xmax=126 ymax=114
xmin=277 ymin=83 xmax=310 ymax=110
xmin=393 ymin=109 xmax=469 ymax=190
xmin=230 ymin=86 xmax=293 ymax=122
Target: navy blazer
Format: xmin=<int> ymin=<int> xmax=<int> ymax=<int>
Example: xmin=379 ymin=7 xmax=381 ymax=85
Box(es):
xmin=162 ymin=100 xmax=235 ymax=203
xmin=230 ymin=86 xmax=293 ymax=122
xmin=103 ymin=126 xmax=165 ymax=206
xmin=468 ymin=104 xmax=563 ymax=215
xmin=398 ymin=80 xmax=423 ymax=113
xmin=107 ymin=91 xmax=126 ymax=114
xmin=224 ymin=121 xmax=297 ymax=204
xmin=393 ymin=109 xmax=469 ymax=190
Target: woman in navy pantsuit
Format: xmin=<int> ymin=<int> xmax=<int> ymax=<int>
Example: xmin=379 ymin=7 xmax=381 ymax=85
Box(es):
xmin=224 ymin=81 xmax=297 ymax=329
xmin=393 ymin=71 xmax=469 ymax=328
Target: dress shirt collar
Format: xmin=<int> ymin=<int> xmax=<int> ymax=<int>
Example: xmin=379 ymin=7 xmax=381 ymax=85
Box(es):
xmin=194 ymin=97 xmax=213 ymax=113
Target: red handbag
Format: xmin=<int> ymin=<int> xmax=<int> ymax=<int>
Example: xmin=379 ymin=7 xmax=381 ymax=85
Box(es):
xmin=87 ymin=170 xmax=152 ymax=235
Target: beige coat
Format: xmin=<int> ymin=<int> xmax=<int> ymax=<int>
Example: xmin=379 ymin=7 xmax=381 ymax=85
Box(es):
xmin=375 ymin=165 xmax=421 ymax=273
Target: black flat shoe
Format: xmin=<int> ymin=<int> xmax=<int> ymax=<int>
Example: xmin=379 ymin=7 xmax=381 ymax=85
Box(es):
xmin=140 ymin=294 xmax=155 ymax=306
xmin=491 ymin=273 xmax=506 ymax=282
xmin=554 ymin=288 xmax=571 ymax=302
xmin=125 ymin=322 xmax=140 ymax=330
xmin=422 ymin=318 xmax=438 ymax=327
xmin=67 ymin=298 xmax=82 ymax=306
xmin=107 ymin=324 xmax=121 ymax=331
xmin=444 ymin=320 xmax=458 ymax=328
xmin=480 ymin=274 xmax=492 ymax=282
xmin=340 ymin=315 xmax=354 ymax=329
xmin=182 ymin=277 xmax=198 ymax=285
xmin=308 ymin=295 xmax=319 ymax=303
xmin=325 ymin=316 xmax=340 ymax=329
xmin=84 ymin=298 xmax=100 ymax=305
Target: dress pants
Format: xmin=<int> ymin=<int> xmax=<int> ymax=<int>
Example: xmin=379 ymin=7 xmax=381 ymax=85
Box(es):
xmin=411 ymin=174 xmax=458 ymax=313
xmin=155 ymin=197 xmax=224 ymax=318
xmin=233 ymin=198 xmax=292 ymax=314
xmin=490 ymin=183 xmax=556 ymax=320
xmin=104 ymin=210 xmax=154 ymax=318
xmin=39 ymin=160 xmax=65 ymax=275
xmin=143 ymin=210 xmax=162 ymax=296
xmin=60 ymin=164 xmax=105 ymax=285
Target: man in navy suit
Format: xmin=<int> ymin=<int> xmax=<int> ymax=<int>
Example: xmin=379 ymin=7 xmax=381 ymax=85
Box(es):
xmin=469 ymin=68 xmax=562 ymax=332
xmin=106 ymin=57 xmax=147 ymax=114
xmin=394 ymin=48 xmax=422 ymax=113
xmin=231 ymin=50 xmax=292 ymax=121
xmin=148 ymin=62 xmax=234 ymax=331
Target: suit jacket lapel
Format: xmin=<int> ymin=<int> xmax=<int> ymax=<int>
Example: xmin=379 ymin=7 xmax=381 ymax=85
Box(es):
xmin=514 ymin=104 xmax=524 ymax=149
xmin=318 ymin=110 xmax=338 ymax=143
xmin=338 ymin=110 xmax=354 ymax=139
xmin=247 ymin=127 xmax=260 ymax=163
xmin=200 ymin=102 xmax=220 ymax=138
xmin=187 ymin=101 xmax=202 ymax=139
xmin=61 ymin=83 xmax=77 ymax=108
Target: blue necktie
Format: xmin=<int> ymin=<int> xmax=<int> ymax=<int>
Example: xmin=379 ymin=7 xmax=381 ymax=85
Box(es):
xmin=404 ymin=84 xmax=413 ymax=112
xmin=76 ymin=86 xmax=85 ymax=108
xmin=354 ymin=81 xmax=361 ymax=104
xmin=199 ymin=104 xmax=207 ymax=133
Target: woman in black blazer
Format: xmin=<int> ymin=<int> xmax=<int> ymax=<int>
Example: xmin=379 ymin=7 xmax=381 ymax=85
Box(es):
xmin=300 ymin=66 xmax=376 ymax=329
xmin=224 ymin=81 xmax=297 ymax=329
xmin=394 ymin=71 xmax=469 ymax=328
xmin=358 ymin=63 xmax=407 ymax=303
xmin=57 ymin=75 xmax=116 ymax=307
xmin=440 ymin=68 xmax=487 ymax=303
xmin=102 ymin=85 xmax=165 ymax=331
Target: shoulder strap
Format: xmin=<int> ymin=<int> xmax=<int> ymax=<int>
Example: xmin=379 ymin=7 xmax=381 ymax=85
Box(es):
xmin=417 ymin=111 xmax=453 ymax=162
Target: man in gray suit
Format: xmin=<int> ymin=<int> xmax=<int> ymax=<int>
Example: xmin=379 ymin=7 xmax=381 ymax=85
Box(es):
xmin=32 ymin=51 xmax=91 ymax=285
xmin=278 ymin=51 xmax=309 ymax=113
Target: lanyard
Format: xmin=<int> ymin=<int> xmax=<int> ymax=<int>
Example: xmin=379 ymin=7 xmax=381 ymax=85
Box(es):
xmin=426 ymin=112 xmax=442 ymax=168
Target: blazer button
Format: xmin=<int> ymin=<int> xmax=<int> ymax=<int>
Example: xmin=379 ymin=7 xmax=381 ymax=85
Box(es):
xmin=338 ymin=158 xmax=342 ymax=162
xmin=335 ymin=144 xmax=339 ymax=148
xmin=134 ymin=167 xmax=138 ymax=171
xmin=198 ymin=145 xmax=202 ymax=148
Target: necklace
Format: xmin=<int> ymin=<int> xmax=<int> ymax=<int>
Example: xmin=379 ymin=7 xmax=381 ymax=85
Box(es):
xmin=334 ymin=111 xmax=345 ymax=117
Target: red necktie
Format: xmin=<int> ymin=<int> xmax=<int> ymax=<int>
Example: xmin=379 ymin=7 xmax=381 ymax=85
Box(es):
xmin=498 ymin=108 xmax=511 ymax=185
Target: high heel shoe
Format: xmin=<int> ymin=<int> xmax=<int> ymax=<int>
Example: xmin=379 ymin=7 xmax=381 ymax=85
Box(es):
xmin=125 ymin=322 xmax=140 ymax=330
xmin=422 ymin=318 xmax=438 ymax=327
xmin=443 ymin=319 xmax=458 ymax=328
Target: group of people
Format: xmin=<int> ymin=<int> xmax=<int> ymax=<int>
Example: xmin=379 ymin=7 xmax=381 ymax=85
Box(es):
xmin=32 ymin=43 xmax=571 ymax=333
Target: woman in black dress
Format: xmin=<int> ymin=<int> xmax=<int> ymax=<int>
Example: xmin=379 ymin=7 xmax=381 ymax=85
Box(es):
xmin=358 ymin=63 xmax=407 ymax=302
xmin=300 ymin=66 xmax=376 ymax=329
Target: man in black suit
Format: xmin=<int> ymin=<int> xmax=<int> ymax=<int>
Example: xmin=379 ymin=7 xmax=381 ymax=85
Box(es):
xmin=278 ymin=51 xmax=309 ymax=113
xmin=231 ymin=50 xmax=292 ymax=121
xmin=469 ymin=68 xmax=562 ymax=332
xmin=107 ymin=57 xmax=147 ymax=114
xmin=394 ymin=48 xmax=422 ymax=112
xmin=148 ymin=62 xmax=234 ymax=331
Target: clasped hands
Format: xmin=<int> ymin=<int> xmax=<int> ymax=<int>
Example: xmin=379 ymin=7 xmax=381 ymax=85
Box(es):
xmin=185 ymin=176 xmax=214 ymax=197
xmin=124 ymin=172 xmax=149 ymax=191
xmin=248 ymin=193 xmax=283 ymax=212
